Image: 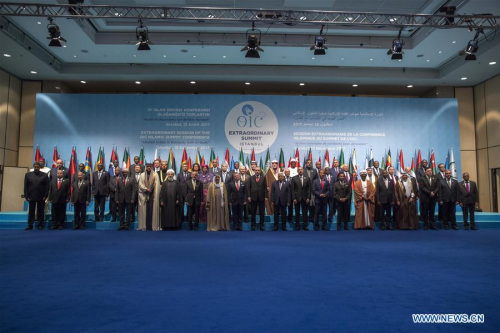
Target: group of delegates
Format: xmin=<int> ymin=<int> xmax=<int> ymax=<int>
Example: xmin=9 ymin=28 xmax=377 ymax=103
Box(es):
xmin=23 ymin=155 xmax=479 ymax=231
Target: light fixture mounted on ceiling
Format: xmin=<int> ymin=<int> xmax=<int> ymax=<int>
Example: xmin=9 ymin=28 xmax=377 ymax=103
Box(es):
xmin=241 ymin=22 xmax=263 ymax=58
xmin=464 ymin=28 xmax=483 ymax=61
xmin=310 ymin=25 xmax=328 ymax=55
xmin=136 ymin=18 xmax=151 ymax=51
xmin=439 ymin=6 xmax=456 ymax=25
xmin=387 ymin=28 xmax=404 ymax=60
xmin=47 ymin=17 xmax=66 ymax=47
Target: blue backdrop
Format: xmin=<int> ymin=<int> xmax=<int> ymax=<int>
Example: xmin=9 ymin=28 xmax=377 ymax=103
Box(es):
xmin=34 ymin=93 xmax=460 ymax=174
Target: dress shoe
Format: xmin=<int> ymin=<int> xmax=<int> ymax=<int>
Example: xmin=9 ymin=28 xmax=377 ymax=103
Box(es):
xmin=251 ymin=225 xmax=256 ymax=231
xmin=452 ymin=225 xmax=459 ymax=230
xmin=282 ymin=226 xmax=287 ymax=231
xmin=73 ymin=226 xmax=80 ymax=230
xmin=471 ymin=225 xmax=478 ymax=230
xmin=431 ymin=226 xmax=439 ymax=230
xmin=25 ymin=226 xmax=33 ymax=230
xmin=124 ymin=227 xmax=130 ymax=230
xmin=117 ymin=226 xmax=124 ymax=230
xmin=380 ymin=226 xmax=386 ymax=230
xmin=49 ymin=226 xmax=57 ymax=230
xmin=322 ymin=224 xmax=328 ymax=231
xmin=188 ymin=224 xmax=193 ymax=231
xmin=388 ymin=226 xmax=395 ymax=230
xmin=294 ymin=224 xmax=300 ymax=231
xmin=58 ymin=226 xmax=64 ymax=230
xmin=464 ymin=226 xmax=469 ymax=230
xmin=444 ymin=225 xmax=449 ymax=230
xmin=314 ymin=224 xmax=319 ymax=231
xmin=110 ymin=219 xmax=116 ymax=222
xmin=303 ymin=225 xmax=309 ymax=231
xmin=273 ymin=224 xmax=279 ymax=231
xmin=337 ymin=224 xmax=341 ymax=231
xmin=423 ymin=225 xmax=429 ymax=230
xmin=260 ymin=224 xmax=265 ymax=231
xmin=344 ymin=223 xmax=349 ymax=230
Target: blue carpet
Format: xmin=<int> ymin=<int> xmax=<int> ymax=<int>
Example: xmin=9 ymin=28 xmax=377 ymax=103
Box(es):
xmin=1 ymin=230 xmax=499 ymax=333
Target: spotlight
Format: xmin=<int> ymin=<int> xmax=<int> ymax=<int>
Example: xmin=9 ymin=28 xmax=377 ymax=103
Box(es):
xmin=464 ymin=40 xmax=478 ymax=60
xmin=310 ymin=26 xmax=328 ymax=55
xmin=439 ymin=6 xmax=456 ymax=25
xmin=464 ymin=29 xmax=483 ymax=61
xmin=241 ymin=23 xmax=263 ymax=58
xmin=47 ymin=18 xmax=66 ymax=47
xmin=388 ymin=39 xmax=404 ymax=60
xmin=136 ymin=19 xmax=151 ymax=51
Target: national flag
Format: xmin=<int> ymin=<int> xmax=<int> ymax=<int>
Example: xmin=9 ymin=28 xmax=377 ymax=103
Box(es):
xmin=110 ymin=146 xmax=117 ymax=163
xmin=209 ymin=147 xmax=215 ymax=167
xmin=386 ymin=148 xmax=392 ymax=168
xmin=449 ymin=148 xmax=457 ymax=179
xmin=188 ymin=157 xmax=192 ymax=172
xmin=279 ymin=147 xmax=285 ymax=168
xmin=399 ymin=149 xmax=404 ymax=173
xmin=121 ymin=147 xmax=130 ymax=170
xmin=324 ymin=149 xmax=330 ymax=168
xmin=201 ymin=155 xmax=205 ymax=166
xmin=52 ymin=146 xmax=59 ymax=168
xmin=395 ymin=154 xmax=401 ymax=177
xmin=196 ymin=148 xmax=202 ymax=165
xmin=168 ymin=147 xmax=176 ymax=171
xmin=288 ymin=156 xmax=291 ymax=168
xmin=95 ymin=146 xmax=104 ymax=171
xmin=352 ymin=148 xmax=358 ymax=173
xmin=307 ymin=148 xmax=313 ymax=162
xmin=259 ymin=156 xmax=264 ymax=170
xmin=224 ymin=148 xmax=230 ymax=166
xmin=230 ymin=156 xmax=234 ymax=171
xmin=264 ymin=147 xmax=271 ymax=171
xmin=348 ymin=154 xmax=353 ymax=173
xmin=216 ymin=156 xmax=219 ymax=167
xmin=139 ymin=147 xmax=145 ymax=165
xmin=34 ymin=145 xmax=42 ymax=162
xmin=239 ymin=148 xmax=245 ymax=167
xmin=245 ymin=155 xmax=250 ymax=169
xmin=417 ymin=148 xmax=422 ymax=169
xmin=251 ymin=148 xmax=256 ymax=164
xmin=445 ymin=150 xmax=450 ymax=170
xmin=154 ymin=147 xmax=158 ymax=162
xmin=339 ymin=148 xmax=345 ymax=167
xmin=410 ymin=157 xmax=416 ymax=178
xmin=364 ymin=151 xmax=369 ymax=170
xmin=84 ymin=146 xmax=92 ymax=181
xmin=180 ymin=147 xmax=188 ymax=172
xmin=381 ymin=150 xmax=386 ymax=169
xmin=295 ymin=148 xmax=300 ymax=167
xmin=430 ymin=150 xmax=436 ymax=175
xmin=69 ymin=146 xmax=76 ymax=194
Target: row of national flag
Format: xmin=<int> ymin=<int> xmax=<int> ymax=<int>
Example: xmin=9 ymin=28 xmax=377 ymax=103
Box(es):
xmin=34 ymin=145 xmax=457 ymax=180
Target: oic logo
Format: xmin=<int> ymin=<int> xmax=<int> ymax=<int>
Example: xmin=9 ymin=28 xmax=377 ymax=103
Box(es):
xmin=225 ymin=101 xmax=279 ymax=154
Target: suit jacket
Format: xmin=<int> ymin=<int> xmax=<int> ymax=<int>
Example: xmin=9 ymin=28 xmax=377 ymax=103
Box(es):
xmin=271 ymin=181 xmax=291 ymax=206
xmin=227 ymin=180 xmax=247 ymax=205
xmin=325 ymin=174 xmax=336 ymax=199
xmin=115 ymin=176 xmax=137 ymax=204
xmin=184 ymin=179 xmax=203 ymax=206
xmin=129 ymin=163 xmax=145 ymax=178
xmin=49 ymin=177 xmax=70 ymax=203
xmin=416 ymin=167 xmax=427 ymax=180
xmin=72 ymin=172 xmax=89 ymax=183
xmin=334 ymin=181 xmax=351 ymax=201
xmin=49 ymin=167 xmax=69 ymax=181
xmin=372 ymin=167 xmax=383 ymax=178
xmin=177 ymin=171 xmax=191 ymax=201
xmin=418 ymin=175 xmax=440 ymax=201
xmin=313 ymin=178 xmax=330 ymax=203
xmin=71 ymin=179 xmax=91 ymax=204
xmin=304 ymin=167 xmax=318 ymax=182
xmin=291 ymin=174 xmax=311 ymax=202
xmin=439 ymin=178 xmax=459 ymax=202
xmin=376 ymin=177 xmax=395 ymax=204
xmin=340 ymin=171 xmax=354 ymax=188
xmin=24 ymin=171 xmax=50 ymax=201
xmin=92 ymin=170 xmax=110 ymax=196
xmin=219 ymin=171 xmax=232 ymax=185
xmin=109 ymin=175 xmax=119 ymax=198
xmin=458 ymin=180 xmax=478 ymax=205
xmin=247 ymin=175 xmax=267 ymax=201
xmin=210 ymin=167 xmax=221 ymax=176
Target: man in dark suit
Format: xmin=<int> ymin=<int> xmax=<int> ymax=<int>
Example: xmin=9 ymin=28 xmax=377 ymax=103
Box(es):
xmin=72 ymin=163 xmax=89 ymax=182
xmin=184 ymin=170 xmax=203 ymax=231
xmin=49 ymin=169 xmax=70 ymax=230
xmin=324 ymin=167 xmax=337 ymax=223
xmin=458 ymin=172 xmax=479 ymax=230
xmin=372 ymin=161 xmax=382 ymax=179
xmin=439 ymin=170 xmax=459 ymax=230
xmin=271 ymin=172 xmax=291 ymax=231
xmin=229 ymin=161 xmax=240 ymax=180
xmin=129 ymin=156 xmax=145 ymax=178
xmin=108 ymin=167 xmax=120 ymax=222
xmin=436 ymin=163 xmax=447 ymax=222
xmin=131 ymin=164 xmax=142 ymax=222
xmin=92 ymin=163 xmax=109 ymax=222
xmin=313 ymin=169 xmax=330 ymax=231
xmin=115 ymin=169 xmax=137 ymax=230
xmin=228 ymin=173 xmax=247 ymax=231
xmin=247 ymin=167 xmax=267 ymax=231
xmin=283 ymin=168 xmax=294 ymax=223
xmin=416 ymin=160 xmax=428 ymax=180
xmin=239 ymin=166 xmax=250 ymax=223
xmin=334 ymin=172 xmax=351 ymax=231
xmin=220 ymin=163 xmax=232 ymax=223
xmin=304 ymin=159 xmax=318 ymax=222
xmin=24 ymin=162 xmax=50 ymax=230
xmin=376 ymin=170 xmax=395 ymax=230
xmin=177 ymin=162 xmax=191 ymax=224
xmin=210 ymin=159 xmax=220 ymax=176
xmin=291 ymin=167 xmax=311 ymax=231
xmin=387 ymin=166 xmax=399 ymax=223
xmin=71 ymin=171 xmax=91 ymax=230
xmin=418 ymin=167 xmax=440 ymax=230
xmin=49 ymin=158 xmax=70 ymax=181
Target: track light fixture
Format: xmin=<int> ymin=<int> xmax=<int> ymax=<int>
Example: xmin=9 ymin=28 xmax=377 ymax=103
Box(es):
xmin=464 ymin=28 xmax=483 ymax=61
xmin=47 ymin=17 xmax=66 ymax=47
xmin=439 ymin=6 xmax=456 ymax=25
xmin=136 ymin=19 xmax=151 ymax=51
xmin=387 ymin=29 xmax=404 ymax=60
xmin=310 ymin=25 xmax=328 ymax=55
xmin=241 ymin=22 xmax=263 ymax=58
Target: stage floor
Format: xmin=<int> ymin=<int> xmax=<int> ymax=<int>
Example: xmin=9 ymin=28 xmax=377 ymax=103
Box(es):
xmin=1 ymin=230 xmax=499 ymax=332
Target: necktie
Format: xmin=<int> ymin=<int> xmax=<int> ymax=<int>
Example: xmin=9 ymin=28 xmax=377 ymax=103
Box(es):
xmin=300 ymin=176 xmax=303 ymax=186
xmin=58 ymin=179 xmax=61 ymax=190
xmin=279 ymin=182 xmax=282 ymax=190
xmin=236 ymin=181 xmax=240 ymax=191
xmin=184 ymin=172 xmax=187 ymax=179
xmin=193 ymin=180 xmax=196 ymax=190
xmin=98 ymin=172 xmax=101 ymax=179
xmin=79 ymin=181 xmax=82 ymax=189
xmin=256 ymin=176 xmax=260 ymax=182
xmin=321 ymin=180 xmax=324 ymax=189
xmin=448 ymin=179 xmax=451 ymax=187
xmin=466 ymin=182 xmax=470 ymax=193
xmin=124 ymin=177 xmax=127 ymax=185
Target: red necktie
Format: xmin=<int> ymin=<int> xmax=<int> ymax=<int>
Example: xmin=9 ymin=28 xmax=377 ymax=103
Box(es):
xmin=57 ymin=179 xmax=61 ymax=190
xmin=236 ymin=182 xmax=240 ymax=191
xmin=256 ymin=176 xmax=260 ymax=182
xmin=321 ymin=180 xmax=324 ymax=189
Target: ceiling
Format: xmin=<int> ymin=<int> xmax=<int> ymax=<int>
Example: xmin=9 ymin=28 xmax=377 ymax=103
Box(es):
xmin=0 ymin=0 xmax=499 ymax=96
